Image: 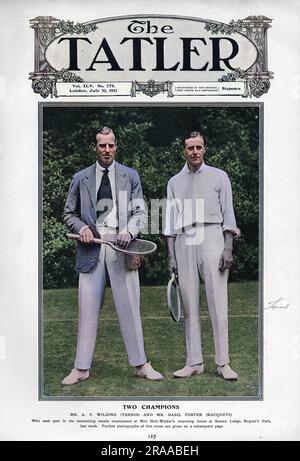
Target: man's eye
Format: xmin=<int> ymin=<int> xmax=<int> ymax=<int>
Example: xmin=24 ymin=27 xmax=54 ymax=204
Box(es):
xmin=188 ymin=146 xmax=202 ymax=151
xmin=98 ymin=144 xmax=114 ymax=148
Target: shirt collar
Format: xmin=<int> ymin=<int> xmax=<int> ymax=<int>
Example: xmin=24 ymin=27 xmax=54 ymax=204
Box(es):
xmin=183 ymin=161 xmax=206 ymax=174
xmin=96 ymin=160 xmax=115 ymax=172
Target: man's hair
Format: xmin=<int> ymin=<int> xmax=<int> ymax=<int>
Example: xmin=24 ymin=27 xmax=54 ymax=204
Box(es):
xmin=95 ymin=126 xmax=116 ymax=141
xmin=181 ymin=131 xmax=206 ymax=147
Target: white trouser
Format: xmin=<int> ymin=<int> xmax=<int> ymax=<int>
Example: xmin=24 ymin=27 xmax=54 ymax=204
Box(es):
xmin=74 ymin=228 xmax=147 ymax=369
xmin=175 ymin=224 xmax=230 ymax=366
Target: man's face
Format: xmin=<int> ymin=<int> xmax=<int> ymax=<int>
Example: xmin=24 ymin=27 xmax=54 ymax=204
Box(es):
xmin=184 ymin=136 xmax=206 ymax=171
xmin=96 ymin=132 xmax=117 ymax=167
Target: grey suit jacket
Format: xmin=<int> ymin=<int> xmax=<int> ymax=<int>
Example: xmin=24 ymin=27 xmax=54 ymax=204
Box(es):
xmin=63 ymin=162 xmax=147 ymax=273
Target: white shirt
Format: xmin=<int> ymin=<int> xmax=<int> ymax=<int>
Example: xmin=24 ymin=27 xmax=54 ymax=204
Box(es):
xmin=95 ymin=160 xmax=118 ymax=229
xmin=164 ymin=162 xmax=238 ymax=236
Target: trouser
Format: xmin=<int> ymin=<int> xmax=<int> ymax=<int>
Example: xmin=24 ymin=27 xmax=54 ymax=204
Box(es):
xmin=175 ymin=224 xmax=230 ymax=366
xmin=74 ymin=229 xmax=147 ymax=369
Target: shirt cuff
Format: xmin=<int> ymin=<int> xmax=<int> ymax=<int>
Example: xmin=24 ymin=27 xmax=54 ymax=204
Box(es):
xmin=222 ymin=225 xmax=240 ymax=236
xmin=164 ymin=229 xmax=176 ymax=237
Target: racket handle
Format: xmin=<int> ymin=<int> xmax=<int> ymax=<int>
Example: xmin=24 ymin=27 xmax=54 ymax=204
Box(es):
xmin=66 ymin=233 xmax=104 ymax=244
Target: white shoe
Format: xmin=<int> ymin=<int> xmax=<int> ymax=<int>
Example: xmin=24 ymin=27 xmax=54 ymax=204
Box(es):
xmin=61 ymin=368 xmax=89 ymax=386
xmin=173 ymin=364 xmax=204 ymax=378
xmin=217 ymin=364 xmax=238 ymax=380
xmin=135 ymin=362 xmax=164 ymax=381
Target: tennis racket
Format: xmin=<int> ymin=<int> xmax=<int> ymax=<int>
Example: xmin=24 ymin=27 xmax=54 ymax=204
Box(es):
xmin=167 ymin=271 xmax=182 ymax=322
xmin=67 ymin=233 xmax=157 ymax=255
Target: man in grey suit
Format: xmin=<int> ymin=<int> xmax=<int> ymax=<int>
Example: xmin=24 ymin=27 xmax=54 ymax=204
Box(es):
xmin=165 ymin=130 xmax=239 ymax=381
xmin=62 ymin=126 xmax=163 ymax=385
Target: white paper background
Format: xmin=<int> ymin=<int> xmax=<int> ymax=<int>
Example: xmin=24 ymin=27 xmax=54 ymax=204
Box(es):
xmin=0 ymin=0 xmax=299 ymax=441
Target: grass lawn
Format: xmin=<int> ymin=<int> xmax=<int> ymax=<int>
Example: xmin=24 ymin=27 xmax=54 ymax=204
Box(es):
xmin=42 ymin=281 xmax=260 ymax=399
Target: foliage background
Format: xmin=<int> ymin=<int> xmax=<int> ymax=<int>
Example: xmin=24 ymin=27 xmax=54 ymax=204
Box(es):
xmin=43 ymin=105 xmax=260 ymax=288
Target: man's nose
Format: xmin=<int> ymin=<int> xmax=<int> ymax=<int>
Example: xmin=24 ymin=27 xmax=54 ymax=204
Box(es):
xmin=105 ymin=144 xmax=110 ymax=152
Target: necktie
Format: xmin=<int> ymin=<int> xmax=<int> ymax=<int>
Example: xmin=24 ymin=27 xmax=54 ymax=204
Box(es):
xmin=96 ymin=168 xmax=113 ymax=221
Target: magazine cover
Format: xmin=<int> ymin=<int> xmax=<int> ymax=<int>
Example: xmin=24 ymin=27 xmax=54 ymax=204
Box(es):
xmin=0 ymin=0 xmax=299 ymax=442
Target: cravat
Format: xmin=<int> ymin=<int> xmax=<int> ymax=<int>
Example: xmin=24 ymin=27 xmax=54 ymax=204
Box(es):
xmin=96 ymin=168 xmax=113 ymax=221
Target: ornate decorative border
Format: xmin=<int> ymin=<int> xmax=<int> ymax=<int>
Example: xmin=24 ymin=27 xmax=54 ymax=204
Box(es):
xmin=218 ymin=67 xmax=271 ymax=98
xmin=131 ymin=80 xmax=173 ymax=98
xmin=29 ymin=15 xmax=273 ymax=99
xmin=204 ymin=19 xmax=245 ymax=35
xmin=57 ymin=20 xmax=98 ymax=35
xmin=31 ymin=69 xmax=83 ymax=99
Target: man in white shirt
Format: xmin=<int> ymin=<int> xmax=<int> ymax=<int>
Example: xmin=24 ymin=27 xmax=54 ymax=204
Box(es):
xmin=165 ymin=131 xmax=239 ymax=380
xmin=62 ymin=126 xmax=163 ymax=385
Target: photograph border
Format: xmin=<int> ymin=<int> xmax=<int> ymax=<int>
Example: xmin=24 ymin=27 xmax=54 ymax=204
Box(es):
xmin=38 ymin=101 xmax=264 ymax=402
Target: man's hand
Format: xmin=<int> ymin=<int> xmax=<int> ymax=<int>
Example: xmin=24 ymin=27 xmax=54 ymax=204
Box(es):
xmin=168 ymin=255 xmax=178 ymax=277
xmin=79 ymin=227 xmax=94 ymax=244
xmin=126 ymin=254 xmax=144 ymax=270
xmin=116 ymin=230 xmax=132 ymax=249
xmin=166 ymin=237 xmax=177 ymax=276
xmin=219 ymin=230 xmax=234 ymax=271
xmin=218 ymin=248 xmax=233 ymax=271
xmin=234 ymin=227 xmax=241 ymax=239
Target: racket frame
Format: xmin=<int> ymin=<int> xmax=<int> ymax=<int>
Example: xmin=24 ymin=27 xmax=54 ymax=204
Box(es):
xmin=67 ymin=233 xmax=157 ymax=255
xmin=167 ymin=272 xmax=181 ymax=322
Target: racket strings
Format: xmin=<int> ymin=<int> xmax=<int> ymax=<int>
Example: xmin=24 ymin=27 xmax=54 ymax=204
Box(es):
xmin=127 ymin=240 xmax=156 ymax=253
xmin=170 ymin=282 xmax=180 ymax=320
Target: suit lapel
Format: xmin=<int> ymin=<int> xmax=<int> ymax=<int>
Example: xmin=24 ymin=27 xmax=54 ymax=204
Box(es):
xmin=83 ymin=164 xmax=96 ymax=212
xmin=115 ymin=162 xmax=128 ymax=200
